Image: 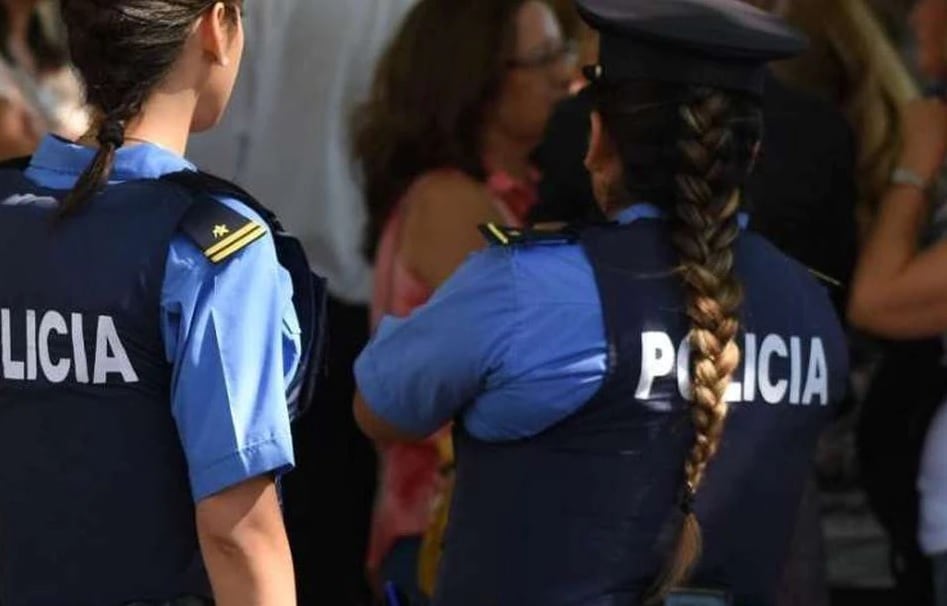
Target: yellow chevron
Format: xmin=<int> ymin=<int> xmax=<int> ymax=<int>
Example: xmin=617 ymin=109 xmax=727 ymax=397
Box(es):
xmin=204 ymin=221 xmax=261 ymax=258
xmin=209 ymin=225 xmax=267 ymax=263
xmin=486 ymin=223 xmax=509 ymax=245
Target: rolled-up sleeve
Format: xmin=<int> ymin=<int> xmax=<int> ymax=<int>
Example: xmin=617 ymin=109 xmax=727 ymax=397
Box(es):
xmin=160 ymin=197 xmax=300 ymax=502
xmin=354 ymin=249 xmax=516 ymax=437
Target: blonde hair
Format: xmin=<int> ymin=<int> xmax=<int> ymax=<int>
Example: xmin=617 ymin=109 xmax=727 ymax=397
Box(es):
xmin=774 ymin=0 xmax=918 ymax=240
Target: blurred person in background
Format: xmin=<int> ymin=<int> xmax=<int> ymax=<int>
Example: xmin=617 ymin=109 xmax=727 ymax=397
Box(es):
xmin=0 ymin=58 xmax=42 ymax=159
xmin=352 ymin=0 xmax=572 ymax=600
xmin=544 ymin=0 xmax=597 ymax=90
xmin=765 ymin=2 xmax=921 ymax=604
xmin=0 ymin=0 xmax=87 ymax=145
xmin=850 ymin=1 xmax=947 ymax=605
xmin=186 ymin=1 xmax=414 ymax=604
xmin=849 ymin=96 xmax=947 ymax=606
xmin=775 ymin=0 xmax=918 ymax=240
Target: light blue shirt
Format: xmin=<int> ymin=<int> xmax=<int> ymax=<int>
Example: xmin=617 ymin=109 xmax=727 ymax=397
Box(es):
xmin=355 ymin=205 xmax=751 ymax=442
xmin=26 ymin=135 xmax=299 ymax=501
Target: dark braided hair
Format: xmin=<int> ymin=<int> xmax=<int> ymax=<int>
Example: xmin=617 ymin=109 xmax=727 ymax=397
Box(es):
xmin=57 ymin=0 xmax=241 ymax=217
xmin=591 ymin=80 xmax=762 ymax=602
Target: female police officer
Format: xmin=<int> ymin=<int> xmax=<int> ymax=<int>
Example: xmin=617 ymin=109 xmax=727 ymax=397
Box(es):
xmin=354 ymin=0 xmax=849 ymax=604
xmin=0 ymin=1 xmax=298 ymax=605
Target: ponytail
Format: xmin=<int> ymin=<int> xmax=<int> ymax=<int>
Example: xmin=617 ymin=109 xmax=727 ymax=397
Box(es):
xmin=57 ymin=0 xmax=242 ymax=218
xmin=58 ymin=117 xmax=127 ymax=217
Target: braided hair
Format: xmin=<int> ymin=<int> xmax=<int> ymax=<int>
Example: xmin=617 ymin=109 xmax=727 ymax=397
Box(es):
xmin=590 ymin=80 xmax=762 ymax=601
xmin=57 ymin=0 xmax=242 ymax=217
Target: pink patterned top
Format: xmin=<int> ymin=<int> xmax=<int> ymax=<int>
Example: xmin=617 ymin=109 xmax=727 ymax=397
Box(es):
xmin=367 ymin=167 xmax=538 ymax=571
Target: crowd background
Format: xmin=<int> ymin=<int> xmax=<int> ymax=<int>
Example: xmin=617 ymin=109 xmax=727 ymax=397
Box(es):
xmin=3 ymin=0 xmax=947 ymax=605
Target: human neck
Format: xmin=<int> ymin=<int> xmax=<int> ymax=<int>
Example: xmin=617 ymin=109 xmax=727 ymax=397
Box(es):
xmin=481 ymin=124 xmax=537 ymax=181
xmin=120 ymin=92 xmax=197 ymax=156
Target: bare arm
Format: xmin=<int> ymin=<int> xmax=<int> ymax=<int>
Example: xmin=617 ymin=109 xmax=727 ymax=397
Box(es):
xmin=196 ymin=476 xmax=295 ymax=606
xmin=849 ymin=98 xmax=947 ymax=338
xmin=400 ymin=172 xmax=503 ymax=288
xmin=0 ymin=97 xmax=40 ymax=161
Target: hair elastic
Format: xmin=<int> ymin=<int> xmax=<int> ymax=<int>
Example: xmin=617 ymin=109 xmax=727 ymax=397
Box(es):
xmin=97 ymin=119 xmax=126 ymax=149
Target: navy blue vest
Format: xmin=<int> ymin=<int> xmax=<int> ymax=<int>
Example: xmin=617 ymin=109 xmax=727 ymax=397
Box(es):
xmin=0 ymin=170 xmax=209 ymax=605
xmin=435 ymin=220 xmax=848 ymax=606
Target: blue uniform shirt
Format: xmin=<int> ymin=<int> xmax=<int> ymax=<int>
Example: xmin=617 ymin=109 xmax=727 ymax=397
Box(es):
xmin=25 ymin=135 xmax=299 ymax=501
xmin=355 ymin=205 xmax=752 ymax=441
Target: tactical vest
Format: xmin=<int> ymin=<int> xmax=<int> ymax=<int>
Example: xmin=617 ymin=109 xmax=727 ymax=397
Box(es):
xmin=434 ymin=220 xmax=848 ymax=606
xmin=0 ymin=164 xmax=325 ymax=605
xmin=0 ymin=168 xmax=209 ymax=605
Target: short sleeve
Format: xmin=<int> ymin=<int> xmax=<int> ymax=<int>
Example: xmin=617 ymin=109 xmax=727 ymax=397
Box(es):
xmin=354 ymin=249 xmax=517 ymax=437
xmin=160 ymin=197 xmax=299 ymax=502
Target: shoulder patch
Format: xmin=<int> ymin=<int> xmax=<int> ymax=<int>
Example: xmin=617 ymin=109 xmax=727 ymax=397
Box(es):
xmin=179 ymin=197 xmax=267 ymax=264
xmin=478 ymin=222 xmax=578 ymax=247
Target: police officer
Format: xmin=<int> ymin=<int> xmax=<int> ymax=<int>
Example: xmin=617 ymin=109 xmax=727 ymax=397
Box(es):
xmin=353 ymin=1 xmax=849 ymax=604
xmin=0 ymin=1 xmax=299 ymax=605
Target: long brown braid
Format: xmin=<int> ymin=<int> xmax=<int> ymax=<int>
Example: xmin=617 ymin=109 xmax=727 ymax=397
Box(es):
xmin=652 ymin=87 xmax=760 ymax=601
xmin=591 ymin=81 xmax=762 ymax=602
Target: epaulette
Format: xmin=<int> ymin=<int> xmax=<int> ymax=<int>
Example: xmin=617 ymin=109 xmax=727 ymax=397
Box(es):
xmin=478 ymin=222 xmax=579 ymax=247
xmin=178 ymin=197 xmax=267 ymax=264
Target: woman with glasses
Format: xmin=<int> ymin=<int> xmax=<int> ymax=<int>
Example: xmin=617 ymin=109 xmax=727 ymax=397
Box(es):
xmin=352 ymin=0 xmax=573 ymax=601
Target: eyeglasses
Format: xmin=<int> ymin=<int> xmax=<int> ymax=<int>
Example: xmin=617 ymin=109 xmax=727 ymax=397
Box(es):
xmin=507 ymin=40 xmax=578 ymax=70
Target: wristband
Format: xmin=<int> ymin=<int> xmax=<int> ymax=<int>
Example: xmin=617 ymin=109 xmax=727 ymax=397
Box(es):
xmin=891 ymin=167 xmax=932 ymax=194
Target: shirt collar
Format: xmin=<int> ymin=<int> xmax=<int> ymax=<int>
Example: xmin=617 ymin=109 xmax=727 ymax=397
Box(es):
xmin=614 ymin=202 xmax=750 ymax=229
xmin=29 ymin=135 xmax=196 ymax=185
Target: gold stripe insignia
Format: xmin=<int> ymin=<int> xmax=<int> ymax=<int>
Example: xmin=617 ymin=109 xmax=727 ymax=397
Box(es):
xmin=204 ymin=221 xmax=262 ymax=258
xmin=208 ymin=224 xmax=267 ymax=263
xmin=486 ymin=223 xmax=510 ymax=245
xmin=479 ymin=222 xmax=577 ymax=247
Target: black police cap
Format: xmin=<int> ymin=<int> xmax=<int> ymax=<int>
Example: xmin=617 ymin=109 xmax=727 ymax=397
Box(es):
xmin=577 ymin=0 xmax=807 ymax=95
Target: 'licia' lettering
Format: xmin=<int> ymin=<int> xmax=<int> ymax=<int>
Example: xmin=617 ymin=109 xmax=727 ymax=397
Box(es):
xmin=0 ymin=308 xmax=138 ymax=384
